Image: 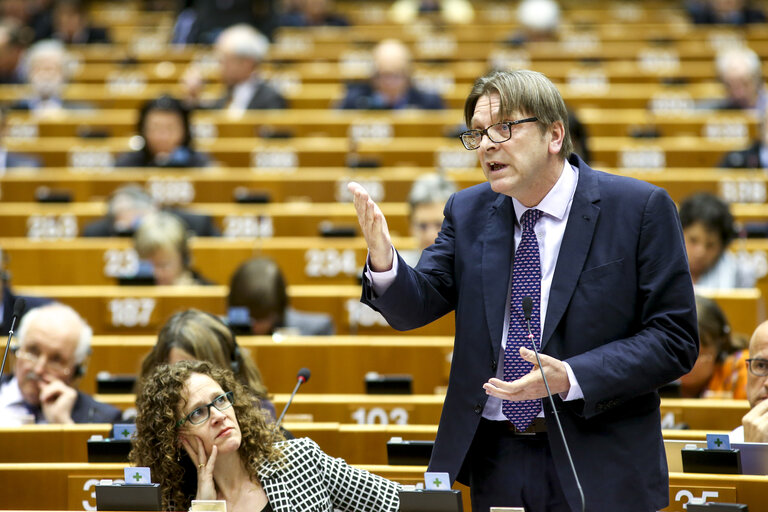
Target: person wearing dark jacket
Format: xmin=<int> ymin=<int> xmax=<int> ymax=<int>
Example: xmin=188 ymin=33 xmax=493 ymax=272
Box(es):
xmin=339 ymin=39 xmax=444 ymax=110
xmin=0 ymin=303 xmax=122 ymax=425
xmin=115 ymin=96 xmax=211 ymax=168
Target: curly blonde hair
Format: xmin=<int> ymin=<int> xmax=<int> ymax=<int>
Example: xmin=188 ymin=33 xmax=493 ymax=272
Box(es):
xmin=129 ymin=360 xmax=284 ymax=511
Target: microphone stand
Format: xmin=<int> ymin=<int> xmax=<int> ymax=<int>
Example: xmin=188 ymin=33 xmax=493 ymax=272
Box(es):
xmin=523 ymin=298 xmax=586 ymax=512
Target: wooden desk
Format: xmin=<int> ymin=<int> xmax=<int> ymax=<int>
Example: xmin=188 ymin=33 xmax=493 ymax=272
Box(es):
xmin=660 ymin=399 xmax=750 ymax=431
xmin=0 ymin=237 xmax=401 ymax=286
xmin=1 ymin=167 xmax=766 ymax=206
xmin=79 ymin=335 xmax=454 ymax=395
xmin=11 ymin=284 xmax=455 ymax=337
xmin=4 ymin=108 xmax=756 ymax=140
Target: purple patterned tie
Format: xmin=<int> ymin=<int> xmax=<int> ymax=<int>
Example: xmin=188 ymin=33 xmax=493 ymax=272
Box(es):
xmin=502 ymin=208 xmax=542 ymax=430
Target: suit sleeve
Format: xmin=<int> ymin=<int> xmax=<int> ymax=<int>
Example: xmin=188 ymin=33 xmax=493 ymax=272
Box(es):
xmin=361 ymin=194 xmax=458 ymax=330
xmin=565 ymin=187 xmax=698 ymax=418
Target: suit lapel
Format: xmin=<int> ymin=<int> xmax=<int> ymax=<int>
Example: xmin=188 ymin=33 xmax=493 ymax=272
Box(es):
xmin=541 ymin=159 xmax=601 ymax=350
xmin=481 ymin=193 xmax=514 ymax=357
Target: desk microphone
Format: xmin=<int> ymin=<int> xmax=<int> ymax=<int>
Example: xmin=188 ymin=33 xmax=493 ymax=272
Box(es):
xmin=276 ymin=367 xmax=310 ymax=427
xmin=522 ymin=296 xmax=585 ymax=512
xmin=1 ymin=298 xmax=26 ymax=377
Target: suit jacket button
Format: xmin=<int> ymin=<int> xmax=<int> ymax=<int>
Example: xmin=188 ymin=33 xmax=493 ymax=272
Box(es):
xmin=474 ymin=404 xmax=483 ymax=414
xmin=491 ymin=360 xmax=497 ymax=372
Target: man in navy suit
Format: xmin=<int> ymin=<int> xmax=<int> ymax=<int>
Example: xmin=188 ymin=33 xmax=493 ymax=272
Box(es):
xmin=349 ymin=70 xmax=698 ymax=512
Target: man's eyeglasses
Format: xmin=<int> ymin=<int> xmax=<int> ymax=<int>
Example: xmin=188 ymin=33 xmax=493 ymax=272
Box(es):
xmin=458 ymin=117 xmax=538 ymax=150
xmin=14 ymin=348 xmax=72 ymax=375
xmin=746 ymin=358 xmax=768 ymax=377
xmin=176 ymin=391 xmax=234 ymax=427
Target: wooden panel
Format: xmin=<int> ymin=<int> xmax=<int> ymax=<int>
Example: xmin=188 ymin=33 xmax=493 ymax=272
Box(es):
xmin=77 ymin=335 xmax=454 ymax=395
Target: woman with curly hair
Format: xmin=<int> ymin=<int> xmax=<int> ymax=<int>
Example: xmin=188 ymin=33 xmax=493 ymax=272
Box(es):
xmin=130 ymin=360 xmax=401 ymax=512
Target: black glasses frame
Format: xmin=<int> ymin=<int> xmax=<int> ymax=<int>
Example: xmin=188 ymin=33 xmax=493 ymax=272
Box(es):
xmin=458 ymin=117 xmax=538 ymax=150
xmin=746 ymin=358 xmax=768 ymax=377
xmin=176 ymin=391 xmax=234 ymax=428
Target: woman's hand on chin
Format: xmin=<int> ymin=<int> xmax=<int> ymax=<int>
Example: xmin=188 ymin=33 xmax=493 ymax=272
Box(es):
xmin=181 ymin=435 xmax=218 ymax=500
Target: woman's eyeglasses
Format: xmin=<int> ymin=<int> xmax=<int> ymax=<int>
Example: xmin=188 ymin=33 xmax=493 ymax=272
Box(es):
xmin=176 ymin=391 xmax=234 ymax=427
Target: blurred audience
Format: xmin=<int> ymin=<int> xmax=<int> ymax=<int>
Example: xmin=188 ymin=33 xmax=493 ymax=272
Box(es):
xmin=115 ymin=95 xmax=211 ymax=168
xmin=730 ymin=320 xmax=768 ymax=442
xmin=389 ymin=0 xmax=474 ymax=24
xmin=686 ymin=0 xmax=765 ymax=25
xmin=0 ymin=106 xmax=42 ymax=169
xmin=172 ymin=0 xmax=279 ymax=44
xmin=11 ymin=39 xmax=91 ymax=115
xmin=719 ymin=100 xmax=768 ymax=168
xmin=401 ymin=173 xmax=457 ymax=267
xmin=568 ymin=109 xmax=590 ymax=164
xmin=133 ymin=211 xmax=213 ymax=285
xmin=49 ymin=0 xmax=110 ymax=44
xmin=679 ymin=295 xmax=733 ymax=398
xmin=701 ymin=46 xmax=766 ymax=112
xmin=339 ymin=39 xmax=444 ymax=110
xmin=279 ymin=0 xmax=348 ymax=27
xmin=228 ymin=256 xmax=334 ymax=335
xmin=679 ymin=192 xmax=756 ymax=289
xmin=0 ymin=20 xmax=28 ymax=84
xmin=138 ymin=308 xmax=276 ymax=419
xmin=182 ymin=23 xmax=286 ymax=112
xmin=0 ymin=302 xmax=122 ymax=425
xmin=82 ymin=185 xmax=219 ymax=237
xmin=506 ymin=0 xmax=561 ymax=45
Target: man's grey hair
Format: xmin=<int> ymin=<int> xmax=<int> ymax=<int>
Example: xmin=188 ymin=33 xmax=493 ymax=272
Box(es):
xmin=463 ymin=69 xmax=573 ymax=158
xmin=716 ymin=46 xmax=762 ymax=85
xmin=16 ymin=302 xmax=93 ymax=365
xmin=215 ymin=24 xmax=270 ymax=62
xmin=108 ymin=184 xmax=155 ymax=216
xmin=408 ymin=173 xmax=458 ymax=212
xmin=23 ymin=39 xmax=70 ymax=78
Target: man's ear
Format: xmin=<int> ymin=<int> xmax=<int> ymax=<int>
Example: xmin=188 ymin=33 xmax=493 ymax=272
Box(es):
xmin=548 ymin=120 xmax=565 ymax=155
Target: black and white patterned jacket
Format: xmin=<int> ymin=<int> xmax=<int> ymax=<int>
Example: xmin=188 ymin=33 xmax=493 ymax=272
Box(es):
xmin=257 ymin=438 xmax=401 ymax=512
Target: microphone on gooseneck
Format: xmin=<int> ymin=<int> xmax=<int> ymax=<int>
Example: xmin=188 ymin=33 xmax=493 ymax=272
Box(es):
xmin=522 ymin=296 xmax=585 ymax=512
xmin=276 ymin=367 xmax=311 ymax=427
xmin=1 ymin=298 xmax=26 ymax=377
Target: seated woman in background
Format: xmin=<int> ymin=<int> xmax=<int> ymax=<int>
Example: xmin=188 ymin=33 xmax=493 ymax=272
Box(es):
xmin=116 ymin=95 xmax=210 ymax=168
xmin=133 ymin=211 xmax=213 ymax=285
xmin=679 ymin=192 xmax=756 ymax=289
xmin=130 ymin=361 xmax=401 ymax=512
xmin=679 ymin=295 xmax=736 ymax=398
xmin=139 ymin=309 xmax=275 ymax=419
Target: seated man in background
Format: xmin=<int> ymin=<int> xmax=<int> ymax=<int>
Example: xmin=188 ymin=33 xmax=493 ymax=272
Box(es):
xmin=182 ymin=24 xmax=286 ymax=113
xmin=10 ymin=39 xmax=91 ymax=115
xmin=82 ymin=184 xmax=219 ymax=237
xmin=49 ymin=0 xmax=111 ymax=44
xmin=228 ymin=256 xmax=334 ymax=335
xmin=401 ymin=173 xmax=457 ymax=267
xmin=279 ymin=0 xmax=349 ymax=27
xmin=719 ymin=97 xmax=768 ymax=168
xmin=703 ymin=46 xmax=766 ymax=113
xmin=339 ymin=39 xmax=444 ymax=110
xmin=730 ymin=319 xmax=768 ymax=442
xmin=679 ymin=192 xmax=756 ymax=289
xmin=0 ymin=302 xmax=122 ymax=425
xmin=0 ymin=105 xmax=41 ymax=169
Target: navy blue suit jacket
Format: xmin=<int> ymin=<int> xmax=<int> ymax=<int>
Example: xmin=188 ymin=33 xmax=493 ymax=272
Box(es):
xmin=362 ymin=155 xmax=698 ymax=511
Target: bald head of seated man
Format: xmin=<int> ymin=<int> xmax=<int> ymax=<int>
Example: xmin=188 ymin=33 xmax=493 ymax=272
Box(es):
xmin=731 ymin=320 xmax=768 ymax=442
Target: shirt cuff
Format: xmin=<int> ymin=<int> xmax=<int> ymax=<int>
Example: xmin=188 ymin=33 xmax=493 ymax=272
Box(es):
xmin=364 ymin=246 xmax=398 ymax=296
xmin=559 ymin=361 xmax=584 ymax=402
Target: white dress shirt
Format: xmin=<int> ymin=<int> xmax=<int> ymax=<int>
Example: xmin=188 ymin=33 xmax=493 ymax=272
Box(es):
xmin=367 ymin=160 xmax=584 ymax=420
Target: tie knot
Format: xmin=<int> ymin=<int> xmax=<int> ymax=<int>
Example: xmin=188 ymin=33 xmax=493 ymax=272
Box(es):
xmin=520 ymin=209 xmax=542 ymax=232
